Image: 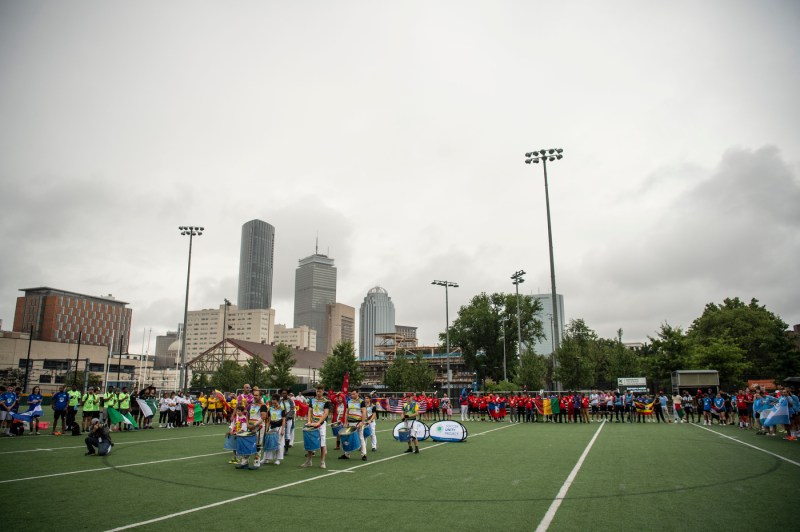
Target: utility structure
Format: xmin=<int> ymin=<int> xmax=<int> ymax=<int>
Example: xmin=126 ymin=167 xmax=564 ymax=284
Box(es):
xmin=178 ymin=225 xmax=204 ymax=392
xmin=511 ymin=270 xmax=525 ymax=371
xmin=432 ymin=280 xmax=458 ymax=398
xmin=524 ymin=149 xmax=563 ymax=353
xmin=222 ymin=298 xmax=232 ymax=365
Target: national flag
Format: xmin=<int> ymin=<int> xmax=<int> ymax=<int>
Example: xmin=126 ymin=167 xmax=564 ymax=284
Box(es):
xmin=194 ymin=403 xmax=203 ymax=421
xmin=136 ymin=398 xmax=156 ymax=418
xmin=534 ymin=397 xmax=545 ymax=415
xmin=460 ymin=388 xmax=468 ymax=402
xmin=11 ymin=405 xmax=42 ymax=422
xmin=760 ymin=398 xmax=790 ymax=428
xmin=675 ymin=404 xmax=684 ymax=419
xmin=107 ymin=407 xmax=139 ymax=428
xmin=187 ymin=404 xmax=195 ymax=423
xmin=634 ymin=399 xmax=655 ymax=415
xmin=214 ymin=390 xmax=231 ymax=414
xmin=342 ymin=372 xmax=350 ymax=395
xmin=388 ymin=398 xmax=403 ymax=413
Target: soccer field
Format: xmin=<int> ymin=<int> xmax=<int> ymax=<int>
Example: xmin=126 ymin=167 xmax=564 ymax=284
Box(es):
xmin=1 ymin=419 xmax=798 ymax=531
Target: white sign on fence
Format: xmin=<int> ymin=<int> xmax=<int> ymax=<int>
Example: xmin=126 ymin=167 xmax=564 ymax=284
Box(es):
xmin=618 ymin=377 xmax=647 ymax=386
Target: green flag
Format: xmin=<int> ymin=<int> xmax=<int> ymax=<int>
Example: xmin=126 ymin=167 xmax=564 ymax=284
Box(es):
xmin=108 ymin=407 xmax=139 ymax=428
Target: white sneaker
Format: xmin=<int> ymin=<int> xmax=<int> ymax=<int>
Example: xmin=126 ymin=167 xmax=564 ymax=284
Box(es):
xmin=274 ymin=460 xmax=280 ymax=465
xmin=320 ymin=461 xmax=326 ymax=469
xmin=300 ymin=460 xmax=312 ymax=468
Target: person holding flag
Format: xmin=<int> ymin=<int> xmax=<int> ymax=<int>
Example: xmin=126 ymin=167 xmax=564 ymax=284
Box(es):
xmin=672 ymin=391 xmax=684 ymax=423
xmin=402 ymin=393 xmax=420 ymax=454
xmin=117 ymin=387 xmax=132 ymax=431
xmin=82 ymin=387 xmax=100 ymax=433
xmin=302 ymin=385 xmax=331 ymax=469
xmin=101 ymin=386 xmax=117 ymax=427
xmin=25 ymin=386 xmax=44 ymax=435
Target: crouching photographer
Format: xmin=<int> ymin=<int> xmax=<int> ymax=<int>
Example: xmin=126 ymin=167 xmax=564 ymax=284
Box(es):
xmin=85 ymin=418 xmax=113 ymax=456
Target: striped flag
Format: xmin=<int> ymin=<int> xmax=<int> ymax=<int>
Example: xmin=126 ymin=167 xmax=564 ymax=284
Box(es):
xmin=11 ymin=405 xmax=42 ymax=422
xmin=136 ymin=398 xmax=155 ymax=418
xmin=760 ymin=398 xmax=790 ymax=427
xmin=108 ymin=407 xmax=138 ymax=428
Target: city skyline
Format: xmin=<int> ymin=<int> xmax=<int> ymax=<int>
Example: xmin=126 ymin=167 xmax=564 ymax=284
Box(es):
xmin=0 ymin=2 xmax=798 ymax=355
xmin=237 ymin=219 xmax=275 ymax=311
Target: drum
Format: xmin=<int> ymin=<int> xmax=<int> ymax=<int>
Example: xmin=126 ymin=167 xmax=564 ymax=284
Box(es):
xmin=263 ymin=430 xmax=280 ymax=452
xmin=392 ymin=420 xmax=430 ymax=441
xmin=363 ymin=424 xmax=372 ymax=437
xmin=331 ymin=421 xmax=343 ymax=436
xmin=235 ymin=433 xmax=258 ymax=456
xmin=224 ymin=434 xmax=236 ymax=451
xmin=303 ymin=425 xmax=321 ymax=451
xmin=397 ymin=428 xmax=410 ymax=442
xmin=340 ymin=426 xmax=360 ymax=453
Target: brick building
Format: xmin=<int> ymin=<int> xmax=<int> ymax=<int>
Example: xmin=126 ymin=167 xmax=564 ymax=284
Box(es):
xmin=13 ymin=287 xmax=132 ymax=350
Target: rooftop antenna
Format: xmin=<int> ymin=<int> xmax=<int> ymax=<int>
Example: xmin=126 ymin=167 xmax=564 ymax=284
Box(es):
xmin=315 ymin=232 xmax=319 ymax=255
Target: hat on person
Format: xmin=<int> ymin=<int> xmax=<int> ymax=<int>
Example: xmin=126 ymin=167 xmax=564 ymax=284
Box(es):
xmin=91 ymin=418 xmax=100 ymax=424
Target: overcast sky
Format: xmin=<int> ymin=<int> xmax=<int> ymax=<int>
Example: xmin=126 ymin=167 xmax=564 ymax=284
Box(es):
xmin=1 ymin=1 xmax=798 ymax=355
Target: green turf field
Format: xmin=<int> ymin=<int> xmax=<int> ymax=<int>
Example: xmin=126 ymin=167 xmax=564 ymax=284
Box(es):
xmin=1 ymin=419 xmax=798 ymax=531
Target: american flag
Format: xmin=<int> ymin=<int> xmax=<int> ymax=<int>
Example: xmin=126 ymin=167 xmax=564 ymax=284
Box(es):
xmin=388 ymin=398 xmax=427 ymax=414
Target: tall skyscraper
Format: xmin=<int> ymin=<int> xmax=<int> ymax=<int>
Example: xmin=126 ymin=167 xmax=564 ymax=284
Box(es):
xmin=531 ymin=293 xmax=565 ymax=356
xmin=294 ymin=251 xmax=337 ymax=355
xmin=359 ymin=286 xmax=395 ymax=360
xmin=237 ymin=219 xmax=275 ymax=310
xmin=327 ymin=302 xmax=356 ymax=353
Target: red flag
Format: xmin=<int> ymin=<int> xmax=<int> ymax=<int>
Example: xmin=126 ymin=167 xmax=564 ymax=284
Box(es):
xmin=339 ymin=372 xmax=350 ymax=424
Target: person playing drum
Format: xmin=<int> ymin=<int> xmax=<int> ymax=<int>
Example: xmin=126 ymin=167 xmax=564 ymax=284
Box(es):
xmin=402 ymin=393 xmax=420 ymax=454
xmin=340 ymin=390 xmax=367 ymax=461
xmin=302 ymin=385 xmax=331 ymax=469
xmin=364 ymin=394 xmax=378 ymax=453
xmin=261 ymin=394 xmax=285 ymax=466
xmin=228 ymin=405 xmax=248 ymax=465
xmin=240 ymin=390 xmax=267 ymax=469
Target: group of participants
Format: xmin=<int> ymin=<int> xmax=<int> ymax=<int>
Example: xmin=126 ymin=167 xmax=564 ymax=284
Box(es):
xmin=451 ymin=387 xmax=800 ymax=440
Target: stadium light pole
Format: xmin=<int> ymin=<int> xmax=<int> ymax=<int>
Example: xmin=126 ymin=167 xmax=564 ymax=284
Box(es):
xmin=179 ymin=225 xmax=203 ymax=393
xmin=524 ymin=149 xmax=563 ymax=356
xmin=432 ymin=280 xmax=458 ymax=399
xmin=511 ymin=270 xmax=525 ymax=368
xmin=222 ymin=298 xmax=231 ymax=365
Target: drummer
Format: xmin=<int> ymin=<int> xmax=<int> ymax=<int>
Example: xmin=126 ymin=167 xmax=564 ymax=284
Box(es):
xmin=340 ymin=390 xmax=367 ymax=461
xmin=364 ymin=394 xmax=378 ymax=453
xmin=402 ymin=393 xmax=420 ymax=454
xmin=303 ymin=385 xmax=331 ymax=469
xmin=333 ymin=392 xmax=346 ymax=451
xmin=240 ymin=390 xmax=267 ymax=469
xmin=227 ymin=405 xmax=248 ymax=465
xmin=261 ymin=394 xmax=285 ymax=466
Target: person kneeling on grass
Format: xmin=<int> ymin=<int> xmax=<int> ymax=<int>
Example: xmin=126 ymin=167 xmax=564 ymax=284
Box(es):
xmin=85 ymin=418 xmax=113 ymax=456
xmin=402 ymin=394 xmax=420 ymax=455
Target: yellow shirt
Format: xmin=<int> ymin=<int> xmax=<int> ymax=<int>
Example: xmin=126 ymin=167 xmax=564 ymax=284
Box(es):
xmin=199 ymin=396 xmax=207 ymax=408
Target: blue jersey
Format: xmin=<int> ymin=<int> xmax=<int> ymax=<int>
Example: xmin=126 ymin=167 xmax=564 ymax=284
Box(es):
xmin=28 ymin=393 xmax=43 ymax=408
xmin=702 ymin=397 xmax=712 ymax=411
xmin=53 ymin=392 xmax=69 ymax=410
xmin=2 ymin=391 xmax=17 ymax=409
xmin=713 ymin=397 xmax=724 ymax=410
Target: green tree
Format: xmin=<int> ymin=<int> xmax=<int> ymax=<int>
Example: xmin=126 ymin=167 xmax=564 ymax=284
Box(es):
xmin=320 ymin=341 xmax=363 ymax=390
xmin=645 ymin=323 xmax=691 ymax=391
xmin=687 ymin=297 xmax=799 ymax=379
xmin=385 ymin=352 xmax=435 ymax=392
xmin=554 ymin=319 xmax=604 ymax=390
xmin=603 ymin=330 xmax=642 ymax=387
xmin=515 ymin=349 xmax=549 ymax=391
xmin=267 ymin=343 xmax=297 ymax=390
xmin=211 ymin=360 xmax=246 ymax=392
xmin=68 ymin=370 xmax=103 ymax=390
xmin=190 ymin=372 xmax=210 ymax=389
xmin=484 ymin=379 xmax=519 ymax=393
xmin=445 ymin=292 xmax=544 ymax=384
xmin=691 ymin=337 xmax=749 ymax=389
xmin=242 ymin=356 xmax=269 ymax=389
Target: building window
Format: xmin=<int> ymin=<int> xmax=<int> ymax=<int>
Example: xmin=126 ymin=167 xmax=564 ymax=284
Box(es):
xmin=39 ymin=375 xmax=52 ymax=383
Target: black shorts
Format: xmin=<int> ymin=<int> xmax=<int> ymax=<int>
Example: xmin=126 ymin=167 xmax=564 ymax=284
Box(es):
xmin=737 ymin=408 xmax=747 ymax=416
xmin=83 ymin=411 xmax=97 ymax=419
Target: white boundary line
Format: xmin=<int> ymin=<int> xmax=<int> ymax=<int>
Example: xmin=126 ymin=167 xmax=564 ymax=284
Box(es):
xmin=0 ymin=432 xmax=223 ymax=455
xmin=0 ymin=451 xmax=230 ymax=484
xmin=691 ymin=423 xmax=800 ymax=467
xmin=535 ymin=421 xmax=605 ymax=532
xmin=105 ymin=423 xmax=518 ymax=531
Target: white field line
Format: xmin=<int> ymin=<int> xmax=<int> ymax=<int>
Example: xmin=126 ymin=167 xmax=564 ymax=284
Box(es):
xmin=0 ymin=432 xmax=223 ymax=454
xmin=691 ymin=423 xmax=800 ymax=467
xmin=535 ymin=420 xmax=606 ymax=532
xmin=105 ymin=423 xmax=518 ymax=531
xmin=0 ymin=451 xmax=230 ymax=484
